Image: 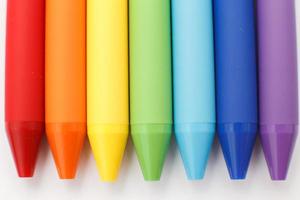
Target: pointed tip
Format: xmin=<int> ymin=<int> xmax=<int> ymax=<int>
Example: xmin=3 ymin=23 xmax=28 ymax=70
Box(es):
xmin=175 ymin=124 xmax=215 ymax=180
xmin=260 ymin=125 xmax=298 ymax=181
xmin=218 ymin=123 xmax=257 ymax=180
xmin=18 ymin=171 xmax=34 ymax=178
xmin=131 ymin=124 xmax=172 ymax=181
xmin=228 ymin=170 xmax=247 ymax=180
xmin=46 ymin=123 xmax=86 ymax=179
xmin=88 ymin=127 xmax=128 ymax=182
xmin=143 ymin=173 xmax=161 ymax=181
xmin=6 ymin=122 xmax=44 ymax=178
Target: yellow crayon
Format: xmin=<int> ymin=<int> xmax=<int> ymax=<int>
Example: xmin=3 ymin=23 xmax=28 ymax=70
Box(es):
xmin=87 ymin=0 xmax=129 ymax=181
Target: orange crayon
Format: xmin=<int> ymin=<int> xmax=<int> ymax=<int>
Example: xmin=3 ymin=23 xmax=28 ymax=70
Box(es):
xmin=45 ymin=0 xmax=86 ymax=179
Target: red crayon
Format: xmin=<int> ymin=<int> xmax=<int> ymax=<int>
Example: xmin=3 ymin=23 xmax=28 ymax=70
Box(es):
xmin=5 ymin=0 xmax=45 ymax=177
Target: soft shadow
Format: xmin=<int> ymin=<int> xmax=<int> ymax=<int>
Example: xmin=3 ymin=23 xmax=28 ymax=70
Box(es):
xmin=249 ymin=136 xmax=263 ymax=179
xmin=119 ymin=134 xmax=135 ymax=183
xmin=143 ymin=134 xmax=178 ymax=194
xmin=76 ymin=138 xmax=92 ymax=181
xmin=37 ymin=135 xmax=51 ymax=178
xmin=207 ymin=135 xmax=222 ymax=176
xmin=188 ymin=135 xmax=222 ymax=190
xmin=115 ymin=134 xmax=134 ymax=192
xmin=100 ymin=134 xmax=135 ymax=193
xmin=162 ymin=134 xmax=178 ymax=183
xmin=23 ymin=134 xmax=50 ymax=188
xmin=62 ymin=138 xmax=93 ymax=190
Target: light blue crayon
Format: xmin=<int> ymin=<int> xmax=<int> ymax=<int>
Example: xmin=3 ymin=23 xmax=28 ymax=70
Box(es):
xmin=172 ymin=0 xmax=216 ymax=180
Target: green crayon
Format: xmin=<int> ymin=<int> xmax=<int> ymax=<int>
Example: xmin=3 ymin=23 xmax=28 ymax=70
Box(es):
xmin=129 ymin=0 xmax=173 ymax=181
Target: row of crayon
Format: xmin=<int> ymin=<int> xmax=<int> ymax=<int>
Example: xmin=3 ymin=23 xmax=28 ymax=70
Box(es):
xmin=5 ymin=0 xmax=298 ymax=181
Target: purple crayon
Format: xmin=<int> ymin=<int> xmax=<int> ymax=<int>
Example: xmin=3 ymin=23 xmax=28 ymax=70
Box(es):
xmin=257 ymin=0 xmax=298 ymax=180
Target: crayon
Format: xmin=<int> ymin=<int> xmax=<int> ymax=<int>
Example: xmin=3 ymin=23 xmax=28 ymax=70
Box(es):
xmin=172 ymin=0 xmax=216 ymax=180
xmin=45 ymin=0 xmax=86 ymax=179
xmin=257 ymin=0 xmax=298 ymax=180
xmin=5 ymin=0 xmax=45 ymax=177
xmin=87 ymin=0 xmax=129 ymax=181
xmin=214 ymin=0 xmax=258 ymax=179
xmin=129 ymin=0 xmax=173 ymax=180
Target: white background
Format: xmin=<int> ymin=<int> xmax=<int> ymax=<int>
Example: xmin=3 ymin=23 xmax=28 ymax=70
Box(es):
xmin=0 ymin=1 xmax=300 ymax=200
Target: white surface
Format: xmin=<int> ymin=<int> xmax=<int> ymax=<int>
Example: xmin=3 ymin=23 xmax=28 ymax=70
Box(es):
xmin=0 ymin=1 xmax=300 ymax=200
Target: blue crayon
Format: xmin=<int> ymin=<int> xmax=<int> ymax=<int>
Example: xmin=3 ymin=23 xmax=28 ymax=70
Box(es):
xmin=172 ymin=0 xmax=216 ymax=180
xmin=214 ymin=0 xmax=258 ymax=179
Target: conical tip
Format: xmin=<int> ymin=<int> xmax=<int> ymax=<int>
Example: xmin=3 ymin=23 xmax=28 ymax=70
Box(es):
xmin=142 ymin=169 xmax=162 ymax=181
xmin=269 ymin=171 xmax=287 ymax=181
xmin=46 ymin=123 xmax=86 ymax=180
xmin=6 ymin=122 xmax=44 ymax=178
xmin=175 ymin=124 xmax=215 ymax=181
xmin=260 ymin=124 xmax=298 ymax=181
xmin=100 ymin=174 xmax=118 ymax=182
xmin=218 ymin=123 xmax=257 ymax=180
xmin=186 ymin=171 xmax=205 ymax=181
xmin=57 ymin=167 xmax=76 ymax=179
xmin=131 ymin=124 xmax=172 ymax=181
xmin=17 ymin=167 xmax=35 ymax=178
xmin=228 ymin=168 xmax=247 ymax=180
xmin=88 ymin=128 xmax=128 ymax=183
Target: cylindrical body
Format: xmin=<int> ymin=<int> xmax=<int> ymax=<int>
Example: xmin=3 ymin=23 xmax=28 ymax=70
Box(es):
xmin=257 ymin=0 xmax=298 ymax=180
xmin=172 ymin=0 xmax=215 ymax=180
xmin=87 ymin=0 xmax=129 ymax=181
xmin=5 ymin=0 xmax=45 ymax=177
xmin=130 ymin=0 xmax=173 ymax=180
xmin=46 ymin=0 xmax=86 ymax=179
xmin=214 ymin=0 xmax=258 ymax=179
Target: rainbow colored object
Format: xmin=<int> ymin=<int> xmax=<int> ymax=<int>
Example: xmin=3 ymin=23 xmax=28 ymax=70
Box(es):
xmin=257 ymin=0 xmax=298 ymax=180
xmin=214 ymin=0 xmax=258 ymax=179
xmin=129 ymin=0 xmax=173 ymax=181
xmin=87 ymin=0 xmax=129 ymax=182
xmin=4 ymin=0 xmax=298 ymax=181
xmin=45 ymin=0 xmax=86 ymax=179
xmin=172 ymin=0 xmax=216 ymax=180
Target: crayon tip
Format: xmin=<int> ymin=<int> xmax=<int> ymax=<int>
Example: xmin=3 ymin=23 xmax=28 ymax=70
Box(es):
xmin=46 ymin=123 xmax=86 ymax=179
xmin=131 ymin=124 xmax=172 ymax=181
xmin=6 ymin=122 xmax=44 ymax=178
xmin=88 ymin=126 xmax=128 ymax=182
xmin=218 ymin=123 xmax=257 ymax=180
xmin=175 ymin=124 xmax=215 ymax=180
xmin=260 ymin=125 xmax=298 ymax=181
